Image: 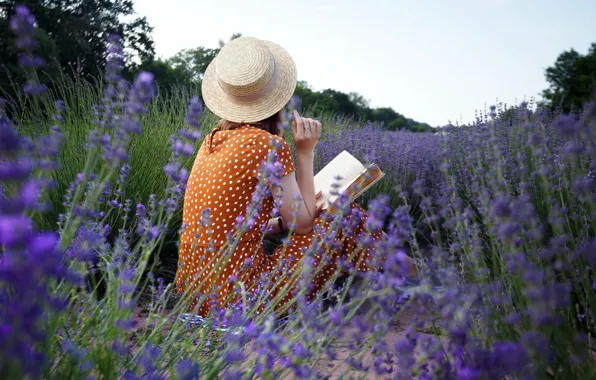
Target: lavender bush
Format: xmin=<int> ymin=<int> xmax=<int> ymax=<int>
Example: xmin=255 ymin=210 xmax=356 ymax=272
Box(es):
xmin=315 ymin=123 xmax=442 ymax=194
xmin=314 ymin=123 xmax=444 ymax=242
xmin=1 ymin=5 xmax=595 ymax=379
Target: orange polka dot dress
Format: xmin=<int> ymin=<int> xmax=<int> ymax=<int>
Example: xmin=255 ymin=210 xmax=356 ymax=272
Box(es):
xmin=175 ymin=125 xmax=383 ymax=317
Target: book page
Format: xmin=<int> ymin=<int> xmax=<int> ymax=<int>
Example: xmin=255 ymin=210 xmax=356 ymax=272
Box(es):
xmin=314 ymin=150 xmax=366 ymax=208
xmin=326 ymin=165 xmax=385 ymax=216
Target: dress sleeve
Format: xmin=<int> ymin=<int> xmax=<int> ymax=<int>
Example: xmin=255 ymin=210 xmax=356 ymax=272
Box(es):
xmin=252 ymin=132 xmax=296 ymax=179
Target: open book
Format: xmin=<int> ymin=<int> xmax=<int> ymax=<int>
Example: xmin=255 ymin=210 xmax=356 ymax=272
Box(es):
xmin=314 ymin=150 xmax=385 ymax=216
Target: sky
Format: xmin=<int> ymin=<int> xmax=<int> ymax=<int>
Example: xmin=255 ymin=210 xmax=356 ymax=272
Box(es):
xmin=133 ymin=0 xmax=596 ymax=127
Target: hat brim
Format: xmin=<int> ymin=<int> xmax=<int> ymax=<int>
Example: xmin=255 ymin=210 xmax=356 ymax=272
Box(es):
xmin=202 ymin=41 xmax=297 ymax=124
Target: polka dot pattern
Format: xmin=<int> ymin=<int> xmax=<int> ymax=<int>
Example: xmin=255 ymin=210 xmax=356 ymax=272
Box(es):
xmin=264 ymin=202 xmax=384 ymax=317
xmin=175 ymin=125 xmax=383 ymax=317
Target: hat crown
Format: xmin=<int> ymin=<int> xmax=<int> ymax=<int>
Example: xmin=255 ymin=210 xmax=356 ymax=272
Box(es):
xmin=215 ymin=37 xmax=275 ymax=98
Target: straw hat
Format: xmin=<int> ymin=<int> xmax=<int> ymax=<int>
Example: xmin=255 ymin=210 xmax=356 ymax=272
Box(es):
xmin=201 ymin=36 xmax=297 ymax=123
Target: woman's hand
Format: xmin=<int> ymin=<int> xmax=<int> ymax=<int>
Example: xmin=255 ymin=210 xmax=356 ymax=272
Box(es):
xmin=269 ymin=191 xmax=324 ymax=236
xmin=315 ymin=190 xmax=325 ymax=217
xmin=292 ymin=110 xmax=321 ymax=155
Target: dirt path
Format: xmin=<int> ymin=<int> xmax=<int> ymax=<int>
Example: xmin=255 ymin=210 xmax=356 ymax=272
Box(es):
xmin=311 ymin=300 xmax=445 ymax=379
xmin=131 ymin=298 xmax=445 ymax=378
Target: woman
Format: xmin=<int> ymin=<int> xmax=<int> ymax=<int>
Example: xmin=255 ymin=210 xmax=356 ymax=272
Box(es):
xmin=175 ymin=37 xmax=416 ymax=318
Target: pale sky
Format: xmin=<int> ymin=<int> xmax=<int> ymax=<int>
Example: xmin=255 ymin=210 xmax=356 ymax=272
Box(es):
xmin=133 ymin=0 xmax=595 ymax=127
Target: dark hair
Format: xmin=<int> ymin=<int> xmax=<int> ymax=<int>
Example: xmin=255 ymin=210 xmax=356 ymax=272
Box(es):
xmin=217 ymin=111 xmax=282 ymax=136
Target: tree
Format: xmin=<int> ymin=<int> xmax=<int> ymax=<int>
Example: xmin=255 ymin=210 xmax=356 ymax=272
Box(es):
xmin=167 ymin=33 xmax=242 ymax=82
xmin=320 ymin=89 xmax=361 ymax=117
xmin=370 ymin=107 xmax=400 ymax=125
xmin=0 ymin=14 xmax=61 ymax=102
xmin=1 ymin=0 xmax=155 ymax=75
xmin=133 ymin=58 xmax=193 ymax=94
xmin=292 ymin=81 xmax=336 ymax=115
xmin=348 ymin=92 xmax=370 ymax=109
xmin=125 ymin=33 xmax=243 ymax=98
xmin=542 ymin=43 xmax=596 ymax=112
xmin=0 ymin=0 xmax=155 ymax=101
xmin=167 ymin=47 xmax=218 ymax=82
xmin=288 ymin=81 xmax=434 ymax=132
xmin=218 ymin=32 xmax=242 ymax=48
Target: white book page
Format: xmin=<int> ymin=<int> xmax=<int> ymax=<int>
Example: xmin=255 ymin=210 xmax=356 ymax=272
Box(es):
xmin=314 ymin=151 xmax=366 ymax=208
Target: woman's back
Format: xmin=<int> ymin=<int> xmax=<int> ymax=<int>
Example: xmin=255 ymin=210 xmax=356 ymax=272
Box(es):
xmin=176 ymin=123 xmax=296 ymax=316
xmin=182 ymin=125 xmax=294 ymax=247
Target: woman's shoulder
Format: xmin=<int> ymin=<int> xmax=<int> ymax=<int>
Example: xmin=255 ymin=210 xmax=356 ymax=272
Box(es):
xmin=251 ymin=128 xmax=289 ymax=150
xmin=220 ymin=125 xmax=291 ymax=157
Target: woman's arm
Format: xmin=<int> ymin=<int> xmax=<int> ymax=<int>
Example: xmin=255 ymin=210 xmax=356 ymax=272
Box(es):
xmin=275 ymin=174 xmax=315 ymax=234
xmin=293 ymin=110 xmax=321 ymax=219
xmin=272 ymin=111 xmax=322 ymax=234
xmin=264 ymin=189 xmax=323 ymax=237
xmin=295 ymin=150 xmax=317 ymax=218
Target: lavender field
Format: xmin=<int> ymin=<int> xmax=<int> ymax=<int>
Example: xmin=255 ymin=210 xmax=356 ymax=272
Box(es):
xmin=2 ymin=6 xmax=596 ymax=380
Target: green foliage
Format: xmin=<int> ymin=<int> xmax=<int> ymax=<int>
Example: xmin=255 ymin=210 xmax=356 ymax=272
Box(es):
xmin=294 ymin=81 xmax=435 ymax=133
xmin=542 ymin=43 xmax=596 ymax=112
xmin=127 ymin=33 xmax=244 ymax=99
xmin=0 ymin=24 xmax=61 ymax=107
xmin=166 ymin=47 xmax=217 ymax=82
xmin=132 ymin=58 xmax=197 ymax=96
xmin=0 ymin=0 xmax=154 ymax=109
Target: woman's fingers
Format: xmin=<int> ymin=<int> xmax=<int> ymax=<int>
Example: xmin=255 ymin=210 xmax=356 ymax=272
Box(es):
xmin=314 ymin=120 xmax=322 ymax=138
xmin=293 ymin=109 xmax=302 ymax=137
xmin=292 ymin=110 xmax=321 ymax=146
xmin=303 ymin=118 xmax=313 ymax=138
xmin=315 ymin=202 xmax=325 ymax=217
xmin=314 ymin=191 xmax=324 ymax=217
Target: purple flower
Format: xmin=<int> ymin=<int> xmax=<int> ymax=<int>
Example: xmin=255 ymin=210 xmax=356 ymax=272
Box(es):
xmin=133 ymin=71 xmax=156 ymax=103
xmin=175 ymin=358 xmax=200 ymax=380
xmin=222 ymin=369 xmax=243 ymax=380
xmin=490 ymin=197 xmax=511 ymax=218
xmin=136 ymin=203 xmax=147 ymax=217
xmin=224 ymin=348 xmax=245 ymax=364
xmin=9 ymin=6 xmax=37 ymax=50
xmin=554 ymin=114 xmax=579 ymax=137
xmin=0 ymin=120 xmax=22 ymax=155
xmin=185 ymin=96 xmax=204 ymax=129
xmin=0 ymin=158 xmax=33 ymax=181
xmin=578 ymin=238 xmax=596 ymax=266
xmin=164 ymin=162 xmax=182 ymax=181
xmin=244 ymin=321 xmax=258 ymax=337
xmin=179 ymin=128 xmax=202 ymax=142
xmin=0 ymin=215 xmax=33 ymax=247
